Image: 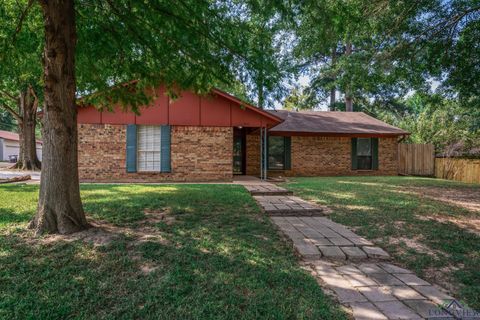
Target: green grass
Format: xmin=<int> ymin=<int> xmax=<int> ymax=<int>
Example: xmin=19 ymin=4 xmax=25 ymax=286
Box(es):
xmin=0 ymin=184 xmax=346 ymax=320
xmin=283 ymin=176 xmax=480 ymax=309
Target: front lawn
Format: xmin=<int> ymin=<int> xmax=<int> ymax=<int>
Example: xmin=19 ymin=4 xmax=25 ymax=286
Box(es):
xmin=284 ymin=176 xmax=480 ymax=309
xmin=0 ymin=184 xmax=346 ymax=320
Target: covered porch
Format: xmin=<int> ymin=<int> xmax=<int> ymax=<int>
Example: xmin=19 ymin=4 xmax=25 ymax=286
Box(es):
xmin=233 ymin=126 xmax=290 ymax=180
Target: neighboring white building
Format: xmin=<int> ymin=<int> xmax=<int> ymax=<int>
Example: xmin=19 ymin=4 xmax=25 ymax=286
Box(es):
xmin=0 ymin=130 xmax=42 ymax=162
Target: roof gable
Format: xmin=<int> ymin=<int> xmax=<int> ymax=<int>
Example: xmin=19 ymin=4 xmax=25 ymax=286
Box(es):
xmin=78 ymin=86 xmax=281 ymax=127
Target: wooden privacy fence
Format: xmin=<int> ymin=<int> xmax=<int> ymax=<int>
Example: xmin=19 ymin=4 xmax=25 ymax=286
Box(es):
xmin=435 ymin=158 xmax=480 ymax=184
xmin=398 ymin=143 xmax=435 ymax=176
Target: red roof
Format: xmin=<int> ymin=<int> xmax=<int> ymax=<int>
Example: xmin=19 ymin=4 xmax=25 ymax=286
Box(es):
xmin=268 ymin=110 xmax=409 ymax=136
xmin=0 ymin=130 xmax=43 ymax=144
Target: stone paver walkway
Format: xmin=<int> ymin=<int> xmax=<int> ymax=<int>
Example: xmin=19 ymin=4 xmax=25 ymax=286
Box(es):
xmin=237 ymin=177 xmax=463 ymax=320
xmin=308 ymin=260 xmax=457 ymax=320
xmin=254 ymin=196 xmax=326 ymax=216
xmin=243 ymin=184 xmax=293 ymax=196
xmin=271 ymin=216 xmax=390 ymax=260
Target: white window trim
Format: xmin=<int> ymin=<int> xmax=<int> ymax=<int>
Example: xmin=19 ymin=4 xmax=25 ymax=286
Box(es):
xmin=137 ymin=125 xmax=162 ymax=172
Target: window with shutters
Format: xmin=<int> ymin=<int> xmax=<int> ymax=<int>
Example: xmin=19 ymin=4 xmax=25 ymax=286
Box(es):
xmin=356 ymin=138 xmax=372 ymax=170
xmin=137 ymin=126 xmax=161 ymax=172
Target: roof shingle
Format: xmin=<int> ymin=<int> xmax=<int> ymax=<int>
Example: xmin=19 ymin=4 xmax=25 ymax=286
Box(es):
xmin=267 ymin=110 xmax=408 ymax=136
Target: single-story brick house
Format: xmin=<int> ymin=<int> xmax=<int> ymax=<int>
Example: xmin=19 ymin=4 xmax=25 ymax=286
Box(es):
xmin=77 ymin=86 xmax=408 ymax=182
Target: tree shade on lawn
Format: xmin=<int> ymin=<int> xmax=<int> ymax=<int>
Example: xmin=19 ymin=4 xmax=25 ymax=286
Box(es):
xmin=1 ymin=0 xmax=286 ymax=235
xmin=0 ymin=184 xmax=347 ymax=319
xmin=284 ymin=176 xmax=480 ymax=309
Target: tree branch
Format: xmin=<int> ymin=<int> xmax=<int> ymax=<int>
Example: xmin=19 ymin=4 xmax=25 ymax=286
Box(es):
xmin=12 ymin=0 xmax=35 ymax=43
xmin=104 ymin=0 xmax=234 ymax=86
xmin=28 ymin=85 xmax=39 ymax=112
xmin=0 ymin=103 xmax=21 ymax=121
xmin=0 ymin=89 xmax=18 ymax=102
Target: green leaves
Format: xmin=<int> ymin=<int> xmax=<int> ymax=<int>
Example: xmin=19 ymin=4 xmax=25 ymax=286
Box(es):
xmin=1 ymin=0 xmax=290 ymax=111
xmin=293 ymin=0 xmax=479 ymax=112
xmin=373 ymin=93 xmax=480 ymax=156
xmin=0 ymin=0 xmax=43 ymax=103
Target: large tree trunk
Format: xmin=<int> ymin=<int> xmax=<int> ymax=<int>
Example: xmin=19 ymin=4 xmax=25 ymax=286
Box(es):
xmin=329 ymin=47 xmax=336 ymax=111
xmin=29 ymin=0 xmax=88 ymax=235
xmin=15 ymin=88 xmax=41 ymax=171
xmin=257 ymin=84 xmax=264 ymax=109
xmin=257 ymin=69 xmax=265 ymax=109
xmin=344 ymin=42 xmax=353 ymax=112
xmin=329 ymin=89 xmax=336 ymax=110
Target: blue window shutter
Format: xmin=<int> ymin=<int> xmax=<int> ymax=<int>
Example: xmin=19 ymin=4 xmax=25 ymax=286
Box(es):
xmin=126 ymin=124 xmax=137 ymax=173
xmin=284 ymin=136 xmax=291 ymax=170
xmin=372 ymin=138 xmax=379 ymax=170
xmin=351 ymin=138 xmax=358 ymax=170
xmin=160 ymin=125 xmax=171 ymax=172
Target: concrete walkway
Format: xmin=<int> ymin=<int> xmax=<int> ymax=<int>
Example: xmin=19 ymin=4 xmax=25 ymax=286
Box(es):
xmin=236 ymin=177 xmax=463 ymax=320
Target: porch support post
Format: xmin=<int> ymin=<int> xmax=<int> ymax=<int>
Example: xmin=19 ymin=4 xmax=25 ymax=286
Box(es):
xmin=259 ymin=127 xmax=263 ymax=180
xmin=263 ymin=127 xmax=267 ymax=181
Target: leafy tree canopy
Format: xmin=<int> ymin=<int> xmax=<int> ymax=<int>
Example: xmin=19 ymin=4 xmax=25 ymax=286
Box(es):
xmin=294 ymin=0 xmax=480 ymax=111
xmin=283 ymin=86 xmax=313 ymax=111
xmin=1 ymin=0 xmax=289 ymax=113
xmin=74 ymin=0 xmax=297 ymax=112
xmin=372 ymin=93 xmax=480 ymax=155
xmin=0 ymin=0 xmax=43 ymax=108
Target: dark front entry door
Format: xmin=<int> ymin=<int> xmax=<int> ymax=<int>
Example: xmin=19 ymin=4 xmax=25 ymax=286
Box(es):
xmin=233 ymin=128 xmax=246 ymax=174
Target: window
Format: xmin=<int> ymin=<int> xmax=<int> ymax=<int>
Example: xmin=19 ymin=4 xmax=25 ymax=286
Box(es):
xmin=137 ymin=126 xmax=161 ymax=172
xmin=268 ymin=136 xmax=286 ymax=170
xmin=356 ymin=138 xmax=372 ymax=170
xmin=352 ymin=137 xmax=379 ymax=170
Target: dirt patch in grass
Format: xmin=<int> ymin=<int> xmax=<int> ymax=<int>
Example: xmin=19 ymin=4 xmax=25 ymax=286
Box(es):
xmin=424 ymin=264 xmax=461 ymax=294
xmin=19 ymin=210 xmax=174 ymax=277
xmin=143 ymin=208 xmax=176 ymax=225
xmin=409 ymin=186 xmax=480 ymax=212
xmin=388 ymin=236 xmax=438 ymax=257
xmin=23 ymin=209 xmax=174 ymax=247
xmin=406 ymin=186 xmax=480 ymax=235
xmin=417 ymin=214 xmax=480 ymax=236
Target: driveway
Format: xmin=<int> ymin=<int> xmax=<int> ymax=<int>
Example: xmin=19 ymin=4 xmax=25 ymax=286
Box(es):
xmin=0 ymin=162 xmax=12 ymax=168
xmin=0 ymin=167 xmax=41 ymax=182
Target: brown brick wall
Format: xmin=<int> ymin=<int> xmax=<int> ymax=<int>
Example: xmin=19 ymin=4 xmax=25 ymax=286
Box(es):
xmin=246 ymin=132 xmax=260 ymax=176
xmin=287 ymin=136 xmax=398 ymax=176
xmin=78 ymin=124 xmax=233 ymax=182
xmin=245 ymin=133 xmax=398 ymax=177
